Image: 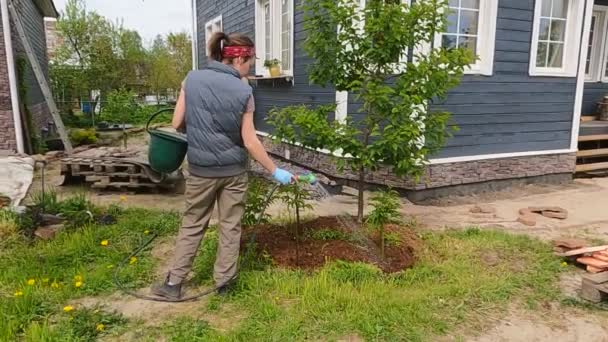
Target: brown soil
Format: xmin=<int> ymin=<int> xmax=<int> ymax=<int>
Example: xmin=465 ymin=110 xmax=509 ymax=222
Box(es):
xmin=243 ymin=217 xmax=417 ymax=273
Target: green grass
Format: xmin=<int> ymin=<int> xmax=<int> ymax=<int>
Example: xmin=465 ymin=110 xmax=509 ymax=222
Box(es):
xmin=148 ymin=227 xmax=564 ymax=341
xmin=1 ymin=200 xmax=568 ymax=341
xmin=0 ymin=206 xmax=180 ymax=340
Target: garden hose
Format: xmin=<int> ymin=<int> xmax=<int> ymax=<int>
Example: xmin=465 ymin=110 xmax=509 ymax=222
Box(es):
xmin=113 ymin=182 xmax=282 ymax=303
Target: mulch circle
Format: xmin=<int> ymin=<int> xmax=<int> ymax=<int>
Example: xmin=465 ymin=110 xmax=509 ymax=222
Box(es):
xmin=242 ymin=217 xmax=418 ymax=273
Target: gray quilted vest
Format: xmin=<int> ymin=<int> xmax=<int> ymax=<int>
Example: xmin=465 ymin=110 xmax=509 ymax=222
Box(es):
xmin=184 ymin=61 xmax=252 ymax=177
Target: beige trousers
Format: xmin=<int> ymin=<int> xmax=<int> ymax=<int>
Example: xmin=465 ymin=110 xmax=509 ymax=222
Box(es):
xmin=168 ymin=173 xmax=248 ymax=286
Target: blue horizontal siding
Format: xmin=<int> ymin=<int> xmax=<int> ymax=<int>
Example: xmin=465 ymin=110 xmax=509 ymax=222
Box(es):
xmin=582 ymin=82 xmax=608 ymax=115
xmin=196 ymin=0 xmax=336 ymax=132
xmin=347 ymin=0 xmax=576 ymax=158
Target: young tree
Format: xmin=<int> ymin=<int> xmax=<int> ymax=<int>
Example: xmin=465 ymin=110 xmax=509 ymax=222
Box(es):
xmin=167 ymin=32 xmax=193 ymax=89
xmin=268 ymin=0 xmax=473 ymax=223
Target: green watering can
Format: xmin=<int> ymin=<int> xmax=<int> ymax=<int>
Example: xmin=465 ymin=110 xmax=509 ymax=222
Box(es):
xmin=146 ymin=108 xmax=188 ymax=174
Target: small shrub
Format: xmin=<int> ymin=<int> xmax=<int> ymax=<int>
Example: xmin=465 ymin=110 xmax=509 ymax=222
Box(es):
xmin=59 ymin=193 xmax=97 ymax=229
xmin=367 ymin=188 xmax=402 ymax=257
xmin=278 ymin=183 xmax=314 ymax=266
xmin=384 ymin=231 xmax=402 ymax=247
xmin=30 ymin=189 xmax=61 ymax=214
xmin=69 ymin=128 xmax=98 ymax=146
xmin=242 ymin=177 xmax=274 ymax=226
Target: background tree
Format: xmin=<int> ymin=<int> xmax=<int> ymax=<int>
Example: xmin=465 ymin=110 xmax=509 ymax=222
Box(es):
xmin=268 ymin=0 xmax=474 ymax=223
xmin=167 ymin=32 xmax=193 ymax=89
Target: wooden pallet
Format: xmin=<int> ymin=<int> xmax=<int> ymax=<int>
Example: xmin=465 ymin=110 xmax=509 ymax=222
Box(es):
xmin=581 ymin=272 xmax=608 ymax=303
xmin=60 ymin=157 xmax=183 ymax=192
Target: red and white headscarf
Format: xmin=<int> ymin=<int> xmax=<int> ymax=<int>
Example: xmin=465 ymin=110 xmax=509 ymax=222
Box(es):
xmin=222 ymin=45 xmax=256 ymax=58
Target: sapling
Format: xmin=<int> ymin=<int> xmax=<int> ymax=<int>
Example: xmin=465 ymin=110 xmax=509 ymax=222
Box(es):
xmin=366 ymin=188 xmax=401 ymax=258
xmin=278 ymin=182 xmax=313 ymax=266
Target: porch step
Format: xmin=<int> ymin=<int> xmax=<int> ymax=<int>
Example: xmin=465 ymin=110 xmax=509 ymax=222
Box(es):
xmin=581 ymin=115 xmax=597 ymax=122
xmin=578 ymin=134 xmax=608 ymax=142
xmin=576 ymin=162 xmax=608 ymax=173
xmin=577 ymin=148 xmax=608 ymax=158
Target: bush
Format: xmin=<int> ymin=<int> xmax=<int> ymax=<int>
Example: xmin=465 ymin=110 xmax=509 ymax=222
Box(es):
xmin=242 ymin=177 xmax=275 ymax=226
xmin=367 ymin=188 xmax=402 ymax=257
xmin=101 ymin=89 xmax=171 ymax=125
xmin=69 ymin=128 xmax=98 ymax=146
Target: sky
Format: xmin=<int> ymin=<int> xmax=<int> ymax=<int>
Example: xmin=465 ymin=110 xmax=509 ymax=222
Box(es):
xmin=52 ymin=0 xmax=193 ymax=45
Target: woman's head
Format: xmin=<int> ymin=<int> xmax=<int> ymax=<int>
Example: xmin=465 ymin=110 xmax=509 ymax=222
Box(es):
xmin=208 ymin=32 xmax=255 ymax=77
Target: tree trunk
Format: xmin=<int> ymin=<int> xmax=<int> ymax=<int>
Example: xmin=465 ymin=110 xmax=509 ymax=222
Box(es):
xmin=380 ymin=226 xmax=385 ymax=259
xmin=295 ymin=201 xmax=301 ymax=266
xmin=357 ymin=166 xmax=365 ymax=224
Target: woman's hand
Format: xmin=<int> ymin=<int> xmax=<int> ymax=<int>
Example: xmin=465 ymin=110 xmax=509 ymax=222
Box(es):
xmin=272 ymin=168 xmax=294 ymax=185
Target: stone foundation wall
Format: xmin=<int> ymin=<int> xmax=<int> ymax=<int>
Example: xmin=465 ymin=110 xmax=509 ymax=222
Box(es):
xmin=259 ymin=135 xmax=576 ymax=192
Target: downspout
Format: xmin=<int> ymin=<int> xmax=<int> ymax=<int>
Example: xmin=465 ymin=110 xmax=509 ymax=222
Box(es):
xmin=191 ymin=0 xmax=198 ymax=70
xmin=1 ymin=0 xmax=25 ymax=154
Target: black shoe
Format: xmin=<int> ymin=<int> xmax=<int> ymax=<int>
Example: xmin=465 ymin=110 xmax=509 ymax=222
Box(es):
xmin=216 ymin=279 xmax=237 ymax=296
xmin=151 ymin=279 xmax=182 ymax=301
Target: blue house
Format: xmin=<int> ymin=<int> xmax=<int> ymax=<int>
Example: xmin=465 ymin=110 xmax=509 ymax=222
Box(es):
xmin=192 ymin=0 xmax=608 ymax=200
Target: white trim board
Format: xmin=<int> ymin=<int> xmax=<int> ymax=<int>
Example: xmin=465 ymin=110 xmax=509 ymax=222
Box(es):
xmin=571 ymin=0 xmax=595 ymax=150
xmin=191 ymin=0 xmax=198 ymax=70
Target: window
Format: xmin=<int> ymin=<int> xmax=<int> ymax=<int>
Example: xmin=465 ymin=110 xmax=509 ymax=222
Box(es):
xmin=530 ymin=0 xmax=584 ymax=77
xmin=205 ymin=15 xmax=223 ymax=57
xmin=435 ymin=0 xmax=498 ymax=75
xmin=586 ymin=6 xmax=608 ymax=82
xmin=255 ymin=0 xmax=294 ymax=76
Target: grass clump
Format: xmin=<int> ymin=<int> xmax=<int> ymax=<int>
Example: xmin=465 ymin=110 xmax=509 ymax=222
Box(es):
xmin=0 ymin=207 xmax=180 ymax=340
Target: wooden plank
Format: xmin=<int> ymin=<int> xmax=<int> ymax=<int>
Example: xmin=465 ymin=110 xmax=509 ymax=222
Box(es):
xmin=592 ymin=253 xmax=608 ymax=263
xmin=577 ymin=148 xmax=608 ymax=158
xmin=577 ymin=256 xmax=608 ymax=268
xmin=576 ymin=162 xmax=608 ymax=172
xmin=581 ymin=116 xmax=597 ymax=122
xmin=587 ymin=265 xmax=606 ymax=273
xmin=583 ymin=271 xmax=608 ymax=284
xmin=581 ymin=279 xmax=606 ymax=303
xmin=8 ymin=2 xmax=73 ymax=154
xmin=556 ymin=245 xmax=608 ymax=257
xmin=578 ymin=134 xmax=608 ymax=142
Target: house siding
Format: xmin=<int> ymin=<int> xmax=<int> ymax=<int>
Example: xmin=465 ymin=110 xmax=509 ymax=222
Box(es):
xmin=196 ymin=0 xmax=336 ymax=132
xmin=348 ymin=0 xmax=577 ymax=158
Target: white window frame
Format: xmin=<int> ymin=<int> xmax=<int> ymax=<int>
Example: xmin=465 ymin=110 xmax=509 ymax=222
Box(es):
xmin=254 ymin=0 xmax=294 ymax=77
xmin=529 ymin=0 xmax=585 ymax=77
xmin=204 ymin=15 xmax=223 ymax=57
xmin=434 ymin=0 xmax=498 ymax=76
xmin=586 ymin=6 xmax=608 ymax=82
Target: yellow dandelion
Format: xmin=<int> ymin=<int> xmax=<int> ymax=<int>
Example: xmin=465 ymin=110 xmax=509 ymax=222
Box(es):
xmin=74 ymin=275 xmax=83 ymax=282
xmin=106 ymin=265 xmax=114 ymax=269
xmin=129 ymin=257 xmax=138 ymax=265
xmin=144 ymin=230 xmax=150 ymax=235
xmin=561 ymin=261 xmax=568 ymax=267
xmin=14 ymin=291 xmax=23 ymax=297
xmin=26 ymin=279 xmax=35 ymax=286
xmin=63 ymin=305 xmax=74 ymax=313
xmin=74 ymin=281 xmax=83 ymax=288
xmin=100 ymin=240 xmax=109 ymax=247
xmin=42 ymin=278 xmax=49 ymax=284
xmin=51 ymin=281 xmax=60 ymax=289
xmin=119 ymin=195 xmax=127 ymax=202
xmin=96 ymin=323 xmax=105 ymax=332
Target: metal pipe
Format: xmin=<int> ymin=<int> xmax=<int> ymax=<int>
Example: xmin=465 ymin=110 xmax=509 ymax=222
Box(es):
xmin=1 ymin=0 xmax=25 ymax=154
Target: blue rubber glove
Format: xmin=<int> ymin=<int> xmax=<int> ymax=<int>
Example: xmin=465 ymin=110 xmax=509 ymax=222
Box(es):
xmin=273 ymin=168 xmax=294 ymax=185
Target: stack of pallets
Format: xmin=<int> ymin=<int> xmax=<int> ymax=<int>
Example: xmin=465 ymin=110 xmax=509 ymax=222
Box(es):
xmin=60 ymin=157 xmax=183 ymax=192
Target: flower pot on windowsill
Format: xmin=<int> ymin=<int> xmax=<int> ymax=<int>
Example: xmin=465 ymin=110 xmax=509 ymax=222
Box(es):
xmin=268 ymin=65 xmax=281 ymax=77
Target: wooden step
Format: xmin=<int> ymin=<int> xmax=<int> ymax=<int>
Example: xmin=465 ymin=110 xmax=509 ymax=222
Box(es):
xmin=582 ymin=115 xmax=597 ymax=122
xmin=578 ymin=134 xmax=608 ymax=142
xmin=577 ymin=148 xmax=608 ymax=158
xmin=576 ymin=162 xmax=608 ymax=172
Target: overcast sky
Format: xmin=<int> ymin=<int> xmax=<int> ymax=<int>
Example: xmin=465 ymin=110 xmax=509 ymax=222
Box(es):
xmin=53 ymin=0 xmax=193 ymax=45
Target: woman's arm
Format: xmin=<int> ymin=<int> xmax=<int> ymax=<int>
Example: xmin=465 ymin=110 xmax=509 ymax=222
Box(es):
xmin=241 ymin=110 xmax=294 ymax=185
xmin=172 ymin=84 xmax=186 ymax=131
xmin=241 ymin=111 xmax=276 ymax=173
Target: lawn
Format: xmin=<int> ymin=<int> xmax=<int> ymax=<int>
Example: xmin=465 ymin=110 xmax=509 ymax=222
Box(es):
xmin=0 ymin=194 xmax=566 ymax=341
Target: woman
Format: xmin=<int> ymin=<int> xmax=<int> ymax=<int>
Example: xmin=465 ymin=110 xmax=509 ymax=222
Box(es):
xmin=152 ymin=32 xmax=293 ymax=300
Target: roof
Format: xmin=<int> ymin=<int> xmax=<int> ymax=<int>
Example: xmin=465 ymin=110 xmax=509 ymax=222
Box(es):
xmin=34 ymin=0 xmax=59 ymax=18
